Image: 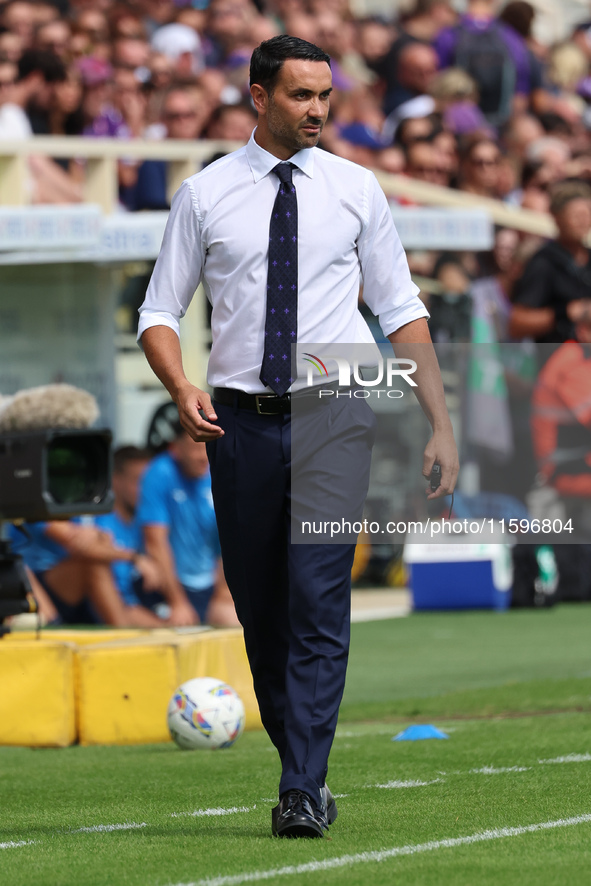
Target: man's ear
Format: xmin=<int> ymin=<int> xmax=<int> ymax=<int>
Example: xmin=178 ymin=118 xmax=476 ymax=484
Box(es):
xmin=250 ymin=83 xmax=268 ymax=115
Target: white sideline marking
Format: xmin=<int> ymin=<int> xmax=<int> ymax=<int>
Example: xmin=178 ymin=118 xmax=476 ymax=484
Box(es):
xmin=374 ymin=779 xmax=444 ymax=789
xmin=470 ymin=766 xmax=530 ymax=775
xmin=539 ymin=753 xmax=591 ymax=765
xmin=171 ymin=807 xmax=253 ymax=818
xmin=168 ymin=813 xmax=591 ymax=886
xmin=72 ymin=823 xmax=147 ymax=833
xmin=0 ymin=841 xmax=36 ymax=850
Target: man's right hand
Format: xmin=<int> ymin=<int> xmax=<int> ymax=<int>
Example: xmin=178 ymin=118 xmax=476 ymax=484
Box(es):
xmin=168 ymin=598 xmax=200 ymax=626
xmin=174 ymin=382 xmax=225 ymax=443
xmin=141 ymin=326 xmax=224 ymax=443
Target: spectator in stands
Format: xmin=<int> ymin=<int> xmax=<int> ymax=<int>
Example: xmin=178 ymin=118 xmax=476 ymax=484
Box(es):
xmin=1 ymin=1 xmax=37 ymax=49
xmin=525 ymin=136 xmax=571 ymax=186
xmin=394 ymin=112 xmax=438 ymax=149
xmin=433 ymin=127 xmax=459 ymax=183
xmin=435 ymin=0 xmax=531 ymax=127
xmin=8 ymin=518 xmax=167 ymax=627
xmin=381 ymin=41 xmax=438 ymax=116
xmin=125 ymin=85 xmax=209 ymax=210
xmin=0 ymin=28 xmax=23 ymax=62
xmin=111 ymin=66 xmax=149 ymax=137
xmin=0 ymin=46 xmax=63 ymax=136
xmin=511 ymin=181 xmax=591 ymax=342
xmin=34 ymin=19 xmax=71 ymax=61
xmin=404 ymin=136 xmax=450 ymax=187
xmin=370 ymin=0 xmax=454 ymax=108
xmin=204 ymin=0 xmax=259 ymax=79
xmin=458 ymin=135 xmax=501 ymax=198
xmin=355 ymin=16 xmax=395 ymax=69
xmin=472 ymin=226 xmax=522 ymax=342
xmin=400 ymin=0 xmax=457 ymax=43
xmin=315 ymin=10 xmax=370 ymax=93
xmin=112 ymin=34 xmax=152 ymax=74
xmin=498 ymin=1 xmax=548 ymax=115
xmin=70 ymin=9 xmax=110 ymax=60
xmin=429 ymin=67 xmax=491 ymax=137
xmin=0 ymin=48 xmax=83 ymax=202
xmin=501 ymin=113 xmax=544 ymax=160
xmin=137 ymin=421 xmax=239 ymax=627
xmin=108 ymin=7 xmax=148 ymax=43
xmin=517 ymin=158 xmax=551 ymax=213
xmin=78 ymin=56 xmax=124 ymax=136
xmin=205 ymin=99 xmax=256 ymax=140
xmin=150 ymin=22 xmax=204 ymax=80
xmin=0 ymin=59 xmax=17 ymax=101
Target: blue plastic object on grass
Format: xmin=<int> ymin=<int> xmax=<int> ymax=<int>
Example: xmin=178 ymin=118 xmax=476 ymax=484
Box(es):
xmin=392 ymin=725 xmax=449 ymax=741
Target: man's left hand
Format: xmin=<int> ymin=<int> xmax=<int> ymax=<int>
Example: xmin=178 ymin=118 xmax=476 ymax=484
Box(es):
xmin=422 ymin=428 xmax=459 ymax=500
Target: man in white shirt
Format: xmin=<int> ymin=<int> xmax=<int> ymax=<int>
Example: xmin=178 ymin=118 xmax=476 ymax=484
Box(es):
xmin=139 ymin=35 xmax=458 ymax=838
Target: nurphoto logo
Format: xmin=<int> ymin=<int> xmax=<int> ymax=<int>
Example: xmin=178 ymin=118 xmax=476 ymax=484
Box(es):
xmin=303 ymin=352 xmax=417 ymax=398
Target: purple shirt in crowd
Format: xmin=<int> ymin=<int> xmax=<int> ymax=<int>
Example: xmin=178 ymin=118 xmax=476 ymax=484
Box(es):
xmin=435 ymin=15 xmax=531 ymax=95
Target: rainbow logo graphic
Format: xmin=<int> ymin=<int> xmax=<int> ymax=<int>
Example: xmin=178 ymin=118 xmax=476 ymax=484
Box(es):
xmin=174 ymin=689 xmax=214 ymax=737
xmin=210 ymin=685 xmax=233 ymax=698
xmin=303 ymin=353 xmax=329 ymax=377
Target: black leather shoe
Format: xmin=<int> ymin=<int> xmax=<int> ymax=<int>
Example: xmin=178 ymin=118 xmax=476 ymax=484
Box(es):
xmin=317 ymin=784 xmax=338 ymax=831
xmin=271 ymin=790 xmax=324 ymax=838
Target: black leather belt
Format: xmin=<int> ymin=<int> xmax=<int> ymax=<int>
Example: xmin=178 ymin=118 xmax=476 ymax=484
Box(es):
xmin=213 ymin=387 xmax=291 ymax=415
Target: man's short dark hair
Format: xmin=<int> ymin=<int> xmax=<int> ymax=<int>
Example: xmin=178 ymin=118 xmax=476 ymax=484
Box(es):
xmin=17 ymin=49 xmax=66 ymax=83
xmin=249 ymin=35 xmax=330 ymax=94
xmin=113 ymin=445 xmax=152 ymax=473
xmin=549 ymin=180 xmax=591 ymax=216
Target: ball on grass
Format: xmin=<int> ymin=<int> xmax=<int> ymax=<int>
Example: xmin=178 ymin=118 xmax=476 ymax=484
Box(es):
xmin=167 ymin=677 xmax=245 ymax=750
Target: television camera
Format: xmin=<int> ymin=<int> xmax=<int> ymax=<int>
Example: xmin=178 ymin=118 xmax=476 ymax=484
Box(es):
xmin=0 ymin=388 xmax=113 ymax=636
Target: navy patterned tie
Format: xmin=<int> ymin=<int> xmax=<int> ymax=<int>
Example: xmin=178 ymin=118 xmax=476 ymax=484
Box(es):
xmin=260 ymin=162 xmax=298 ymax=397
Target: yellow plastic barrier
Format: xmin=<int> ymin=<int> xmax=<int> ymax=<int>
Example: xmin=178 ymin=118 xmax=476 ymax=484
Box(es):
xmin=0 ymin=640 xmax=76 ymax=747
xmin=0 ymin=628 xmax=261 ymax=747
xmin=2 ymin=628 xmax=147 ymax=646
xmin=76 ymin=629 xmax=261 ymax=746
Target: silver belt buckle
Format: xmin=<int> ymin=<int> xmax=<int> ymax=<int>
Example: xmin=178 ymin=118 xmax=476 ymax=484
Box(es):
xmin=255 ymin=394 xmax=276 ymax=415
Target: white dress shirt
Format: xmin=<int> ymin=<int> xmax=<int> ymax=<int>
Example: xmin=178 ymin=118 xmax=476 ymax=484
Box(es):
xmin=138 ymin=130 xmax=427 ymax=393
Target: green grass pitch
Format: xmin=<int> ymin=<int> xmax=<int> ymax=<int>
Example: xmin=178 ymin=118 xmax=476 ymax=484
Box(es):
xmin=2 ymin=605 xmax=591 ymax=886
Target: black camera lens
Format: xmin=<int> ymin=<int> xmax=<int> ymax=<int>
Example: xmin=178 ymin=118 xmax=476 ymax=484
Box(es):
xmin=47 ymin=435 xmax=110 ymax=505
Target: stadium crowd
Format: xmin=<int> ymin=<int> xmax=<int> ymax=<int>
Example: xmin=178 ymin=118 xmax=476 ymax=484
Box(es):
xmin=1 ymin=0 xmax=591 ymax=329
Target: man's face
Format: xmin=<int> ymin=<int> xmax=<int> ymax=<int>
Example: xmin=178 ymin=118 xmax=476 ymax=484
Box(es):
xmin=162 ymin=91 xmax=203 ymax=139
xmin=556 ymin=198 xmax=591 ymax=244
xmin=171 ymin=434 xmax=210 ymax=479
xmin=254 ymin=58 xmax=332 ymax=157
xmin=113 ymin=459 xmax=149 ymax=514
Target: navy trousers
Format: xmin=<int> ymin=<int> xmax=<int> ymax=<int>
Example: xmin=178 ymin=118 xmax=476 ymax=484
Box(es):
xmin=206 ymin=395 xmax=374 ymax=809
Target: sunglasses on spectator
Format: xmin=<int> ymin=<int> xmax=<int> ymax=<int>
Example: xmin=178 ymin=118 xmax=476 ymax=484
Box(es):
xmin=411 ymin=165 xmax=449 ymax=175
xmin=164 ymin=110 xmax=198 ymax=120
xmin=470 ymin=156 xmax=499 ymax=167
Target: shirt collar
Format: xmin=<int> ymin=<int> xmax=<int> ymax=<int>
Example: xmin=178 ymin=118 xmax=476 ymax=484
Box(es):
xmin=246 ymin=128 xmax=315 ymax=183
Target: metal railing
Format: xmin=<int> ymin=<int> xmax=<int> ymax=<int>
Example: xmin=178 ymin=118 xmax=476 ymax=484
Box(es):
xmin=0 ymin=136 xmax=557 ymax=238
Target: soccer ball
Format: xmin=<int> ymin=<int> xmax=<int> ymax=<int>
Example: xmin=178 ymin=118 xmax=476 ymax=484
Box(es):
xmin=167 ymin=677 xmax=245 ymax=750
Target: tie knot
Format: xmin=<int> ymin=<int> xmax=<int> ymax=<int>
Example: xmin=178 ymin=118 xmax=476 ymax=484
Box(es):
xmin=273 ymin=163 xmax=294 ymax=186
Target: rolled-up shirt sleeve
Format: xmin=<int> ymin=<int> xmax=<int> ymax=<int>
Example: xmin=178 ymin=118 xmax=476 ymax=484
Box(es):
xmin=137 ymin=179 xmax=204 ymax=343
xmin=358 ymin=172 xmax=428 ymax=337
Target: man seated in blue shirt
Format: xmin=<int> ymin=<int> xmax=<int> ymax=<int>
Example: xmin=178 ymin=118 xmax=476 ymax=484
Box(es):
xmin=9 ymin=516 xmax=166 ymax=627
xmin=95 ymin=446 xmax=167 ymax=618
xmin=137 ymin=421 xmax=238 ymax=626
